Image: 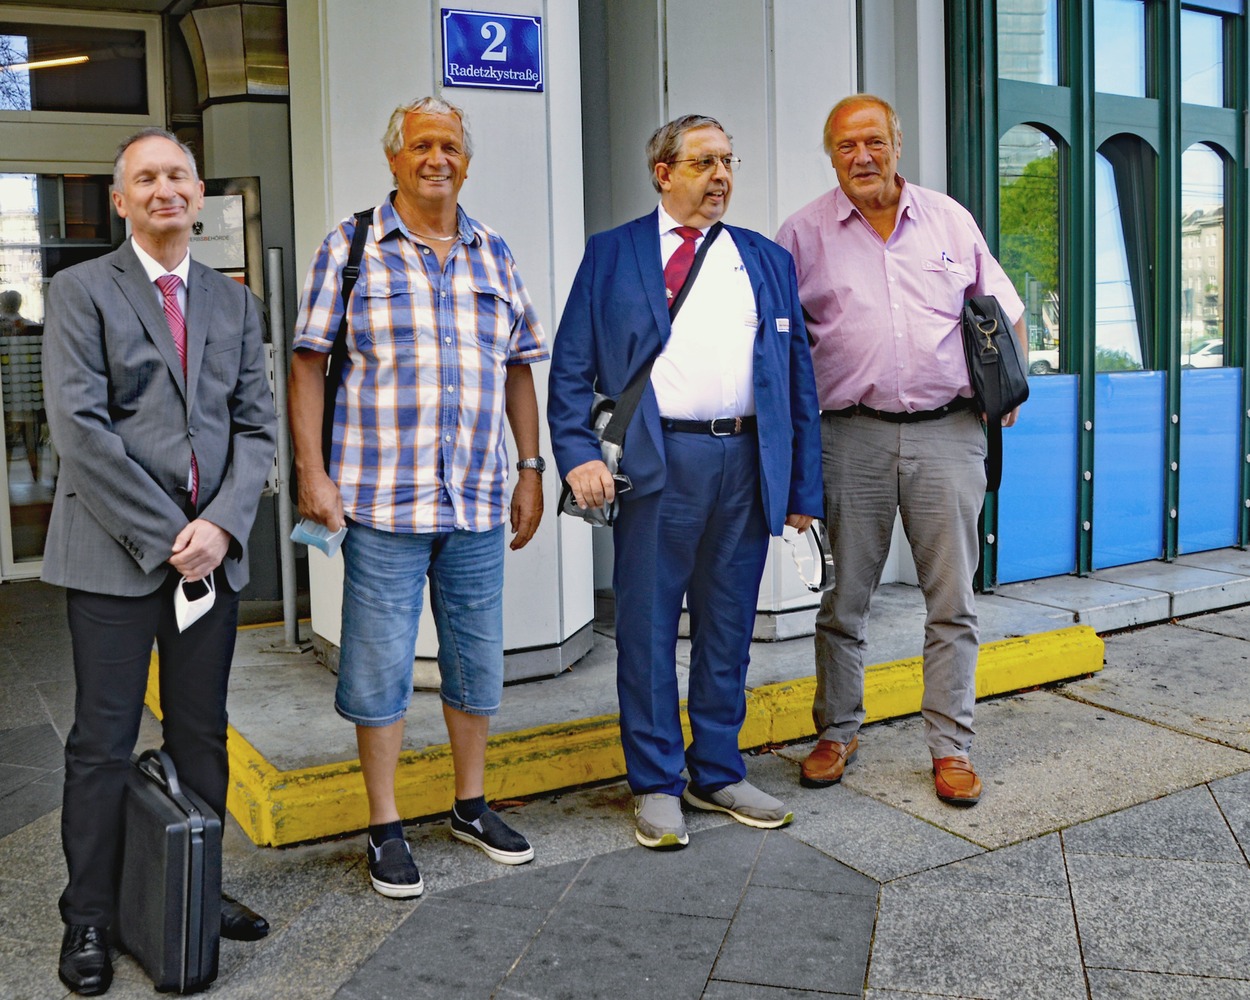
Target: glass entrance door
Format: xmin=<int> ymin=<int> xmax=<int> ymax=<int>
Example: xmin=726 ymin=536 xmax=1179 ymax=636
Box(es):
xmin=0 ymin=171 xmax=120 ymax=578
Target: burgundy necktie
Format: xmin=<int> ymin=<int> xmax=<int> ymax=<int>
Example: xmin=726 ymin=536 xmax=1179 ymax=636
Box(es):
xmin=663 ymin=226 xmax=703 ymax=303
xmin=156 ymin=273 xmax=198 ymax=504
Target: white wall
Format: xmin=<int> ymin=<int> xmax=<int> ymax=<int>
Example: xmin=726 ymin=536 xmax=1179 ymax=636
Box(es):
xmin=287 ymin=0 xmax=594 ymax=655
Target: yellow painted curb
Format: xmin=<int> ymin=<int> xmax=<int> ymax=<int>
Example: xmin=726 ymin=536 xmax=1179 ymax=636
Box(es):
xmin=144 ymin=624 xmax=1102 ymax=846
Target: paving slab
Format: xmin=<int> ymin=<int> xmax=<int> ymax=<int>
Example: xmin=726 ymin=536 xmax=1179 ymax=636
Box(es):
xmin=1062 ymin=784 xmax=1245 ymax=863
xmin=989 ymin=574 xmax=1170 ymax=632
xmin=1066 ymin=854 xmax=1250 ymax=978
xmin=1211 ymin=770 xmax=1250 ymax=858
xmin=335 ymin=895 xmax=551 ymax=1000
xmin=870 ymin=883 xmax=1086 ymax=999
xmin=1063 ymin=623 xmax=1250 ymax=751
xmin=823 ymin=691 xmax=1250 ymax=848
xmin=711 ymin=883 xmax=874 ymax=994
xmin=1178 ymin=603 xmax=1250 ymax=642
xmin=752 ymin=746 xmax=984 ymax=881
xmin=1095 ymin=559 xmax=1250 ymax=616
xmin=747 ymin=827 xmax=877 ymax=897
xmin=1086 ymin=968 xmax=1250 ymax=999
xmin=894 ymin=832 xmax=1068 ymax=898
xmin=496 ymin=898 xmax=728 ymax=1000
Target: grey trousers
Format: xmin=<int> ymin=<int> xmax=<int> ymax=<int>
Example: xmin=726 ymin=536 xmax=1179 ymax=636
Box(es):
xmin=813 ymin=409 xmax=986 ymax=757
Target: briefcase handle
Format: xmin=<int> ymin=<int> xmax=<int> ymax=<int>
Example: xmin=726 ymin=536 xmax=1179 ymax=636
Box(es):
xmin=133 ymin=748 xmax=204 ymax=822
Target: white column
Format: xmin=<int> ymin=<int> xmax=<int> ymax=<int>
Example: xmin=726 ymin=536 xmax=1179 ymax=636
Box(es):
xmin=287 ymin=0 xmax=594 ymax=680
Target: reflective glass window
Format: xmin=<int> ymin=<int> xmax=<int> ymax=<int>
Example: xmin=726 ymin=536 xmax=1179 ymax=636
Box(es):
xmin=997 ymin=0 xmax=1059 ymax=86
xmin=1094 ymin=148 xmax=1147 ymax=370
xmin=1094 ymin=0 xmax=1147 ymax=97
xmin=1180 ymin=10 xmax=1225 ymax=107
xmin=0 ymin=172 xmax=119 ymax=563
xmin=1180 ymin=144 xmax=1225 ymax=366
xmin=0 ymin=22 xmax=147 ymax=114
xmin=999 ymin=125 xmax=1061 ymax=374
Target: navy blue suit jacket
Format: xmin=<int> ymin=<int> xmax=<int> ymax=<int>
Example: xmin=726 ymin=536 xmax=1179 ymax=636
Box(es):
xmin=549 ymin=210 xmax=822 ymax=535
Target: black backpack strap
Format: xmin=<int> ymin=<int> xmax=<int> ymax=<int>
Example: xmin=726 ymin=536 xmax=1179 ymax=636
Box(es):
xmin=320 ymin=208 xmax=374 ymax=465
xmin=599 ymin=223 xmax=725 ymax=450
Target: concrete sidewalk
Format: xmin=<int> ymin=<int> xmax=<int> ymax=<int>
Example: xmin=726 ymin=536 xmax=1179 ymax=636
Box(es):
xmin=2 ymin=576 xmax=1249 ymax=998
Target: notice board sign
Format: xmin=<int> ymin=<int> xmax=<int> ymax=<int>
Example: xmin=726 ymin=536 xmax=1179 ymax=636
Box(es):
xmin=442 ymin=9 xmax=543 ymax=92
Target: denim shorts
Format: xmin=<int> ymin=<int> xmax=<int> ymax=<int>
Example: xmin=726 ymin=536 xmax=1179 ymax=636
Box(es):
xmin=335 ymin=520 xmax=505 ymax=726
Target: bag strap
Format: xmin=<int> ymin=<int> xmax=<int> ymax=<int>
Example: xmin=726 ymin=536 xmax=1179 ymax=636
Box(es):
xmin=968 ymin=296 xmax=1006 ymax=491
xmin=599 ymin=222 xmax=725 ymax=449
xmin=320 ymin=208 xmax=374 ymax=464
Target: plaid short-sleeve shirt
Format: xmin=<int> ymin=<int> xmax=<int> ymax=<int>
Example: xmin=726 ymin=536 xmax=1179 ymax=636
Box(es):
xmin=292 ymin=197 xmax=548 ymax=534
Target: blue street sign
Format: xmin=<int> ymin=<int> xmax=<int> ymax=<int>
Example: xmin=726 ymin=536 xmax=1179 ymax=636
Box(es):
xmin=442 ymin=9 xmax=543 ymax=92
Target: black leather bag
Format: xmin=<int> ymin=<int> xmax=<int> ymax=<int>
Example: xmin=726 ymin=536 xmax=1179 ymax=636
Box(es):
xmin=961 ymin=295 xmax=1029 ymax=492
xmin=116 ymin=749 xmax=222 ymax=994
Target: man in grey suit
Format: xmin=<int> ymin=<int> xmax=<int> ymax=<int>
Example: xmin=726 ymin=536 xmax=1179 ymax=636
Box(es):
xmin=41 ymin=128 xmax=276 ymax=996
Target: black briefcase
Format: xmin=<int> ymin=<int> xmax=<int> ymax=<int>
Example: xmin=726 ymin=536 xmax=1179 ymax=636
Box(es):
xmin=117 ymin=749 xmax=222 ymax=993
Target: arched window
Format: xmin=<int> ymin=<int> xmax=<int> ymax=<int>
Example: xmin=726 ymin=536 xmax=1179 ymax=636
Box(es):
xmin=1180 ymin=143 xmax=1226 ymax=366
xmin=998 ymin=124 xmax=1061 ymax=373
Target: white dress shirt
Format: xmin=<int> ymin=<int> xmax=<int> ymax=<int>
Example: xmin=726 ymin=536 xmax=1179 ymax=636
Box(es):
xmin=650 ymin=205 xmax=757 ymax=421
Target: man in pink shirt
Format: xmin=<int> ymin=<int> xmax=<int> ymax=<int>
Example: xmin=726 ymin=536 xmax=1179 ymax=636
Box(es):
xmin=775 ymin=94 xmax=1026 ymax=806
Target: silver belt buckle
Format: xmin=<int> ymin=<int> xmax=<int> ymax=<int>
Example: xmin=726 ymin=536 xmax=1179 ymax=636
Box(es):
xmin=711 ymin=416 xmax=741 ymax=437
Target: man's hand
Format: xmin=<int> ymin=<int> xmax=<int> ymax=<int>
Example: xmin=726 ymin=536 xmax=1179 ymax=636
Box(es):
xmin=785 ymin=513 xmax=814 ymax=533
xmin=169 ymin=519 xmax=231 ymax=581
xmin=565 ymin=459 xmax=617 ymax=510
xmin=510 ymin=469 xmax=543 ymax=550
xmin=297 ymin=466 xmax=345 ymax=532
xmin=1001 ymin=405 xmax=1021 ymax=428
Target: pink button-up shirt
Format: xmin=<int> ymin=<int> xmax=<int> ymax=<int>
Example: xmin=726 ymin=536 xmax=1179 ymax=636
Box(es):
xmin=776 ymin=180 xmax=1024 ymax=413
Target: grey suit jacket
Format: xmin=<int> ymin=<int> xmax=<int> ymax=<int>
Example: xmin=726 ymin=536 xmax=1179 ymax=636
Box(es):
xmin=40 ymin=239 xmax=277 ymax=596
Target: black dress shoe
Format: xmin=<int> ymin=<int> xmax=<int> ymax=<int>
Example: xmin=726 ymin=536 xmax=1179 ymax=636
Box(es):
xmin=220 ymin=894 xmax=269 ymax=941
xmin=58 ymin=924 xmax=112 ymax=996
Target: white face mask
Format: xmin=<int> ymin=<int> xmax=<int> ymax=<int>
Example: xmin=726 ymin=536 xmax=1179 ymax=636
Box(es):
xmin=174 ymin=574 xmax=216 ymax=632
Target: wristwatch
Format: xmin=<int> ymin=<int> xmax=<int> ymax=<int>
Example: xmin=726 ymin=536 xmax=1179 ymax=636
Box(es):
xmin=516 ymin=457 xmax=546 ymax=473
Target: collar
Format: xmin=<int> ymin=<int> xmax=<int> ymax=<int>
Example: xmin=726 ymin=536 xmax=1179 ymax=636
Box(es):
xmin=131 ymin=238 xmax=191 ymax=286
xmin=832 ymin=174 xmax=913 ymax=225
xmin=657 ymin=203 xmax=711 ymax=238
xmin=381 ymin=193 xmax=479 ymax=247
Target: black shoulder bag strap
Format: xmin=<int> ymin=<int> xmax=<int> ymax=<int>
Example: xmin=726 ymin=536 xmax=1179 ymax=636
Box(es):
xmin=318 ymin=208 xmax=374 ymax=467
xmin=598 ymin=222 xmax=724 ymax=451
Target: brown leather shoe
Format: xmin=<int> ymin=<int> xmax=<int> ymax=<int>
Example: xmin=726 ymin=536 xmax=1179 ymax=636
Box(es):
xmin=933 ymin=756 xmax=982 ymax=805
xmin=800 ymin=735 xmax=859 ymax=787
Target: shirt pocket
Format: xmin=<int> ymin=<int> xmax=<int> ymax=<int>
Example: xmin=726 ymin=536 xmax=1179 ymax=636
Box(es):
xmin=469 ymin=282 xmax=511 ymax=357
xmin=921 ymin=258 xmax=971 ymax=321
xmin=353 ymin=275 xmax=417 ymax=347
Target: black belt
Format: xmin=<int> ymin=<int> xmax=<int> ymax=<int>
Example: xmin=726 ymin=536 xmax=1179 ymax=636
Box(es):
xmin=661 ymin=415 xmax=757 ymax=437
xmin=824 ymin=397 xmax=973 ymax=424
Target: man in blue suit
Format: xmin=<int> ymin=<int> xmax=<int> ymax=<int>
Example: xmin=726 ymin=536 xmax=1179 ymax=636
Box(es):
xmin=549 ymin=114 xmax=822 ymax=849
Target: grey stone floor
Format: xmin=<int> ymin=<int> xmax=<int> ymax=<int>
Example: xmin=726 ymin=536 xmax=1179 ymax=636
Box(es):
xmin=2 ymin=580 xmax=1250 ymax=998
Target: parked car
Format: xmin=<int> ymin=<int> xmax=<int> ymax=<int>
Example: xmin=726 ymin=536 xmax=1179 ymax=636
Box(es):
xmin=1184 ymin=340 xmax=1223 ymax=368
xmin=1029 ymin=348 xmax=1059 ymax=375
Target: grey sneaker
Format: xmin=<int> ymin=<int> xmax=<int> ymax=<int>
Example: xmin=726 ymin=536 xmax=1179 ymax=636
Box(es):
xmin=633 ymin=792 xmax=689 ymax=849
xmin=683 ymin=779 xmax=794 ymax=829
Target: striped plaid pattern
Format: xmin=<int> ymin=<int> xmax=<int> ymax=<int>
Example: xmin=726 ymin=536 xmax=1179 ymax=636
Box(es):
xmin=292 ymin=198 xmax=547 ymax=533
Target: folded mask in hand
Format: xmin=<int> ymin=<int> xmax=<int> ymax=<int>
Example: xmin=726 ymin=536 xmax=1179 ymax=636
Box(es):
xmin=174 ymin=574 xmax=216 ymax=633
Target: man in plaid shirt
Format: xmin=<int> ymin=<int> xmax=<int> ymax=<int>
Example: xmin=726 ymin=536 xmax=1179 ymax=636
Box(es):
xmin=290 ymin=96 xmax=547 ymax=898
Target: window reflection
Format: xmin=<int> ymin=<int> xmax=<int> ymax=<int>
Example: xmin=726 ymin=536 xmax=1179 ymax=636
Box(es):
xmin=1094 ymin=0 xmax=1146 ymax=98
xmin=997 ymin=0 xmax=1059 ymax=87
xmin=1095 ymin=143 xmax=1152 ymax=371
xmin=0 ymin=22 xmax=147 ymax=114
xmin=999 ymin=125 xmax=1061 ymax=374
xmin=0 ymin=172 xmax=119 ymax=563
xmin=1181 ymin=144 xmax=1224 ymax=367
xmin=1180 ymin=10 xmax=1224 ymax=107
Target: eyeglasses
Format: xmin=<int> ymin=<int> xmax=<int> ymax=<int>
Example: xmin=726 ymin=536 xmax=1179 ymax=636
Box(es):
xmin=668 ymin=155 xmax=741 ymax=173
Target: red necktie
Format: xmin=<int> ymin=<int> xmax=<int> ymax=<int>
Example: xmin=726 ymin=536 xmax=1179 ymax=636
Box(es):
xmin=156 ymin=274 xmax=198 ymax=505
xmin=664 ymin=226 xmax=703 ymax=303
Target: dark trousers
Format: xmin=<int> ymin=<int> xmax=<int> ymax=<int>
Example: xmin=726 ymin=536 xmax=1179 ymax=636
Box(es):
xmin=59 ymin=568 xmax=239 ymax=927
xmin=612 ymin=430 xmax=770 ymax=798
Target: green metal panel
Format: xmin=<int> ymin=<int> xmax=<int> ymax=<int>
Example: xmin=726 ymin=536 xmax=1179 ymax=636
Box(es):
xmin=1159 ymin=0 xmax=1182 ymax=561
xmin=1072 ymin=0 xmax=1096 ymax=575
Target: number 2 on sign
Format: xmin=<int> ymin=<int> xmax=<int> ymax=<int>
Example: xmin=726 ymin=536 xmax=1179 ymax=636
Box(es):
xmin=480 ymin=21 xmax=508 ymax=61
